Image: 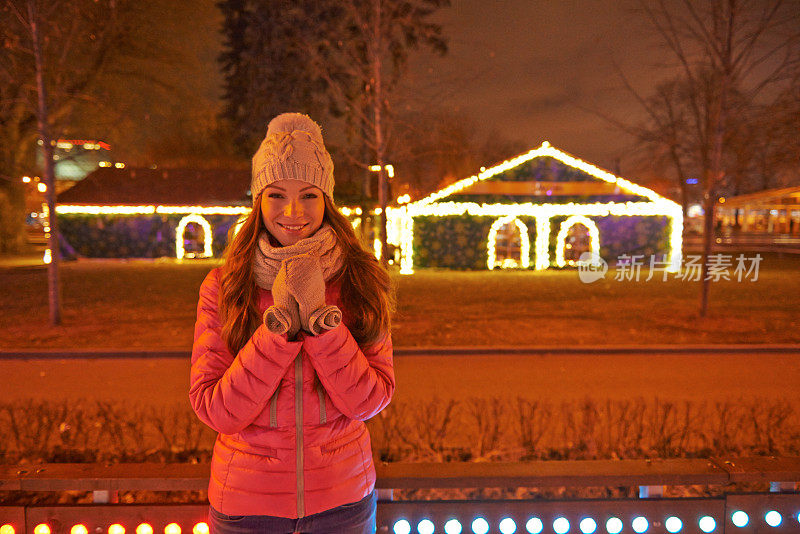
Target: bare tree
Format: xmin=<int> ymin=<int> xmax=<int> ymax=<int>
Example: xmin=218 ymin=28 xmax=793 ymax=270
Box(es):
xmin=2 ymin=0 xmax=153 ymax=324
xmin=635 ymin=0 xmax=800 ymax=316
xmin=302 ymin=0 xmax=449 ymax=262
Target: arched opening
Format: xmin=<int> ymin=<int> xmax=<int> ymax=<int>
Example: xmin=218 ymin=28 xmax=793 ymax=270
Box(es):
xmin=176 ymin=214 xmax=212 ymax=259
xmin=488 ymin=216 xmax=531 ymax=269
xmin=555 ymin=215 xmax=600 ymax=267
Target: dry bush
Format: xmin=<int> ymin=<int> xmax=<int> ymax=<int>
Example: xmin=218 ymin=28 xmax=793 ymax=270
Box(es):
xmin=2 ymin=396 xmax=798 ymax=465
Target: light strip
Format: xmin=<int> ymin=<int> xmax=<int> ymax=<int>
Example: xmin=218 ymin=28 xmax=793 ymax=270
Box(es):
xmin=555 ymin=215 xmax=601 ymax=268
xmin=175 ymin=214 xmax=213 ymax=259
xmin=486 ymin=216 xmax=531 ymax=270
xmin=410 ymin=141 xmax=673 ymax=207
xmin=56 ymin=205 xmax=251 ymax=215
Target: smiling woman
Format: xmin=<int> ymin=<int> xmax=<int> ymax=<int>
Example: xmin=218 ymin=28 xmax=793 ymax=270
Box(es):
xmin=188 ymin=112 xmax=394 ymax=534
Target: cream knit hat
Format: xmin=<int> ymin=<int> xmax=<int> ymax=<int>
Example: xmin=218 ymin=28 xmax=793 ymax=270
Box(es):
xmin=251 ymin=113 xmax=334 ymax=204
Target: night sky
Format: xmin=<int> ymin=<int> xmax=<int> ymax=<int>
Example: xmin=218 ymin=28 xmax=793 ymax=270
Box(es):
xmin=120 ymin=1 xmax=677 ymax=179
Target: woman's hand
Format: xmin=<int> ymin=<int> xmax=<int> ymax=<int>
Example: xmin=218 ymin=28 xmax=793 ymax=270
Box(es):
xmin=263 ymin=261 xmax=301 ymax=339
xmin=283 ymin=253 xmax=341 ymax=335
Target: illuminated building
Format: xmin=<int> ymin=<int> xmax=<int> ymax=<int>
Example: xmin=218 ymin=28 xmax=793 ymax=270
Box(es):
xmin=390 ymin=142 xmax=682 ymax=274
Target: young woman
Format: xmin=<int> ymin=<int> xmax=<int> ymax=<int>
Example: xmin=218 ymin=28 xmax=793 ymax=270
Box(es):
xmin=189 ymin=113 xmax=394 ymax=534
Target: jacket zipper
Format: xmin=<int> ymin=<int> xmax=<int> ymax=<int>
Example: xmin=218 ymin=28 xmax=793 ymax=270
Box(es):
xmin=295 ymin=353 xmax=304 ymax=517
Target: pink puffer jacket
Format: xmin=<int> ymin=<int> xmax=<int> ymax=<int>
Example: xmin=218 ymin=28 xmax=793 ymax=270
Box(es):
xmin=189 ymin=267 xmax=394 ymax=518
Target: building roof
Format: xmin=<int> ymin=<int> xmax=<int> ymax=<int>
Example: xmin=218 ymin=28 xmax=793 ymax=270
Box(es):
xmin=57 ymin=167 xmax=251 ymax=206
xmin=721 ymin=185 xmax=800 ymax=210
xmin=410 ymin=142 xmax=671 ymax=208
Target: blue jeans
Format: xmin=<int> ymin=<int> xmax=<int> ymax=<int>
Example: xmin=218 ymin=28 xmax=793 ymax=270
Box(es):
xmin=208 ymin=490 xmax=376 ymax=534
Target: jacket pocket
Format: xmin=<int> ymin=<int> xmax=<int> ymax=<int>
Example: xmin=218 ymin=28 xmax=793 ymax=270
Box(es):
xmin=320 ymin=425 xmax=365 ymax=455
xmin=209 ymin=505 xmax=245 ymax=522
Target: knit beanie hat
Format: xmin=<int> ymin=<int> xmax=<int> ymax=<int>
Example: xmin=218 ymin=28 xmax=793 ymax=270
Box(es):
xmin=251 ymin=113 xmax=334 ymax=204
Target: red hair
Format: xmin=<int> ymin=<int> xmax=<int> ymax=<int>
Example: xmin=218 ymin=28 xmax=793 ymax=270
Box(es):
xmin=219 ymin=195 xmax=393 ymax=353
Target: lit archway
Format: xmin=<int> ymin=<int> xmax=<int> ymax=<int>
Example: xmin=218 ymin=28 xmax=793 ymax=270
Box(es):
xmin=555 ymin=215 xmax=600 ymax=267
xmin=176 ymin=214 xmax=212 ymax=259
xmin=487 ymin=216 xmax=531 ymax=270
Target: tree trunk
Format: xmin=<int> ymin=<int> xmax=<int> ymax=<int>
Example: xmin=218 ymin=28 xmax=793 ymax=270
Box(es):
xmin=372 ymin=0 xmax=388 ymax=265
xmin=29 ymin=0 xmax=62 ymax=326
xmin=699 ymin=194 xmax=715 ymax=317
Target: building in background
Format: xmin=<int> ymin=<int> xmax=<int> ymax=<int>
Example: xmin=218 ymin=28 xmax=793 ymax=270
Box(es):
xmin=390 ymin=142 xmax=683 ymax=273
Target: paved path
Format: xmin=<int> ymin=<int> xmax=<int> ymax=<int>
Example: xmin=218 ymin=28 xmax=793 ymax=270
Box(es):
xmin=3 ymin=351 xmax=798 ymax=406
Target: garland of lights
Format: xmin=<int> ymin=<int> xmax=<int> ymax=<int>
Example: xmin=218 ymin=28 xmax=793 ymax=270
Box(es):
xmin=395 ymin=141 xmax=683 ymax=274
xmin=554 ymin=215 xmax=601 ymax=268
xmin=486 ymin=216 xmax=531 ymax=270
xmin=175 ymin=215 xmax=213 ymax=259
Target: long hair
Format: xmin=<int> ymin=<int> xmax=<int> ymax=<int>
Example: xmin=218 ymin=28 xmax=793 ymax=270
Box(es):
xmin=219 ymin=194 xmax=393 ymax=354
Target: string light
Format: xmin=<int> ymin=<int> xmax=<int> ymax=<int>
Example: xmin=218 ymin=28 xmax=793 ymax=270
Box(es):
xmin=487 ymin=215 xmax=531 ymax=270
xmin=56 ymin=205 xmax=251 ymax=215
xmin=176 ymin=214 xmax=213 ymax=259
xmin=394 ymin=142 xmax=683 ymax=274
xmin=555 ymin=215 xmax=600 ymax=267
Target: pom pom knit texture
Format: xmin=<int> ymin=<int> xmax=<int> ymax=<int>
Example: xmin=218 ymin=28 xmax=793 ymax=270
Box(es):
xmin=251 ymin=113 xmax=335 ymax=204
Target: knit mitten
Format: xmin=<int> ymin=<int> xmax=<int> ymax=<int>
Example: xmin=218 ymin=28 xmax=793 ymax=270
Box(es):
xmin=263 ymin=261 xmax=301 ymax=339
xmin=283 ymin=253 xmax=342 ymax=335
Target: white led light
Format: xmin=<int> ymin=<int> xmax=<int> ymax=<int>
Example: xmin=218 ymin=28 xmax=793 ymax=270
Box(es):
xmin=632 ymin=516 xmax=649 ymax=533
xmin=698 ymin=516 xmax=716 ymax=533
xmin=176 ymin=214 xmax=213 ymax=259
xmin=417 ymin=519 xmax=434 ymax=534
xmin=525 ymin=517 xmax=543 ymax=534
xmin=731 ymin=511 xmax=749 ymax=527
xmin=665 ymin=516 xmax=682 ymax=533
xmin=579 ymin=517 xmax=597 ymax=534
xmin=393 ymin=520 xmax=410 ymax=534
xmin=471 ymin=517 xmax=489 ymax=534
xmin=765 ymin=511 xmax=782 ymax=527
xmin=553 ymin=517 xmax=570 ymax=534
xmin=555 ymin=215 xmax=600 ymax=268
xmin=605 ymin=517 xmax=623 ymax=534
xmin=444 ymin=519 xmax=463 ymax=534
xmin=499 ymin=517 xmax=517 ymax=534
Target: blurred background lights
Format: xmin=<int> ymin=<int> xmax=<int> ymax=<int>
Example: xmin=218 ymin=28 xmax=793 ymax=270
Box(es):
xmin=731 ymin=511 xmax=749 ymax=527
xmin=393 ymin=519 xmax=411 ymax=534
xmin=191 ymin=523 xmax=208 ymax=534
xmin=471 ymin=517 xmax=489 ymax=534
xmin=579 ymin=517 xmax=597 ymax=534
xmin=698 ymin=516 xmax=716 ymax=532
xmin=631 ymin=516 xmax=649 ymax=533
xmin=136 ymin=524 xmax=153 ymax=534
xmin=444 ymin=519 xmax=463 ymax=534
xmin=605 ymin=517 xmax=623 ymax=534
xmin=34 ymin=525 xmax=50 ymax=534
xmin=417 ymin=519 xmax=434 ymax=534
xmin=71 ymin=525 xmax=88 ymax=534
xmin=765 ymin=511 xmax=782 ymax=527
xmin=665 ymin=516 xmax=682 ymax=533
xmin=0 ymin=526 xmax=14 ymax=534
xmin=525 ymin=517 xmax=543 ymax=534
xmin=37 ymin=182 xmax=47 ymax=193
xmin=499 ymin=517 xmax=517 ymax=534
xmin=553 ymin=517 xmax=570 ymax=534
xmin=164 ymin=524 xmax=181 ymax=534
xmin=108 ymin=524 xmax=125 ymax=534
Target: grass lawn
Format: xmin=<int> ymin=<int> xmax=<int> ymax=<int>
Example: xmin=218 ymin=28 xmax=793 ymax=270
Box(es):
xmin=1 ymin=253 xmax=798 ymax=349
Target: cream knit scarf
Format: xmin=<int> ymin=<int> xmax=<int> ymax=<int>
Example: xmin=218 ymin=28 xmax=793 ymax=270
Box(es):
xmin=252 ymin=224 xmax=344 ymax=289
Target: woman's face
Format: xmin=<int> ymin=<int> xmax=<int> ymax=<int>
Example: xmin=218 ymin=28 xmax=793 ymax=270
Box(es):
xmin=260 ymin=179 xmax=325 ymax=246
